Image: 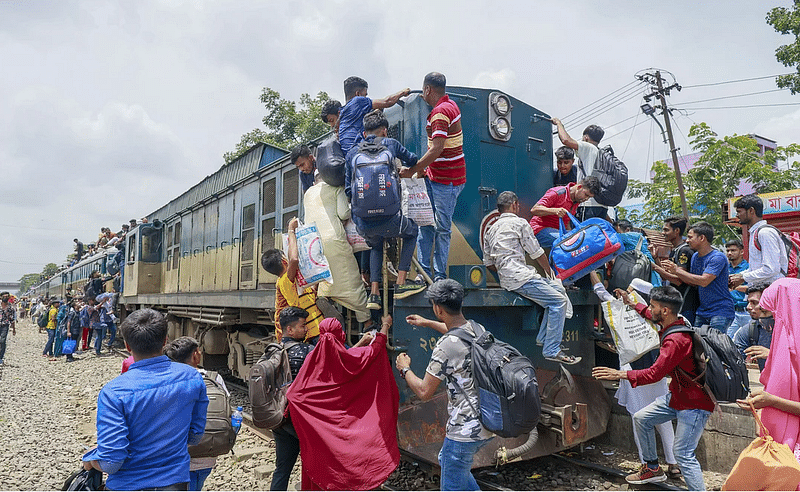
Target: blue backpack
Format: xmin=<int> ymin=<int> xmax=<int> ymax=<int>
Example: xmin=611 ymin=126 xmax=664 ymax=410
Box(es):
xmin=350 ymin=139 xmax=400 ymax=219
xmin=550 ymin=211 xmax=623 ymax=285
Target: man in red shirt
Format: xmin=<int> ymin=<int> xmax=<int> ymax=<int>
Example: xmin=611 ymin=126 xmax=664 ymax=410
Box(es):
xmin=400 ymin=72 xmax=465 ymax=281
xmin=593 ymin=286 xmax=712 ymax=490
xmin=528 ymin=177 xmax=600 ymax=249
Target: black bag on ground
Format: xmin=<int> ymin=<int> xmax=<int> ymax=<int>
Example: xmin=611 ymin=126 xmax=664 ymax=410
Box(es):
xmin=249 ymin=341 xmax=297 ymax=429
xmin=62 ymin=469 xmax=103 ymax=491
xmin=188 ymin=370 xmax=237 ymax=458
xmin=448 ymin=321 xmax=541 ymax=438
xmin=608 ymin=235 xmax=652 ymax=292
xmin=663 ymin=323 xmax=750 ymax=403
xmin=316 ymin=136 xmax=346 ymax=187
xmin=586 ymin=145 xmax=628 ymax=207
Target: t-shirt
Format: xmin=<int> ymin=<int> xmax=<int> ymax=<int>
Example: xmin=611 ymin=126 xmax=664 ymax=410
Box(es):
xmin=426 ymin=322 xmax=493 ymax=442
xmin=553 ymin=167 xmax=577 ymax=187
xmin=528 ymin=184 xmax=579 ymax=234
xmin=690 ymin=249 xmax=735 ymax=319
xmin=283 ymin=337 xmax=314 ymax=379
xmin=338 ymin=96 xmax=373 ymax=155
xmin=575 ymin=141 xmax=603 ymax=208
xmin=425 ymin=95 xmax=466 ymax=186
xmin=275 ymin=274 xmax=322 ymax=341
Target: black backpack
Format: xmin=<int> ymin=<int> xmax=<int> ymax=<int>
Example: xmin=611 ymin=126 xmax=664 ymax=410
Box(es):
xmin=608 ymin=235 xmax=652 ymax=292
xmin=62 ymin=469 xmax=103 ymax=491
xmin=248 ymin=341 xmax=297 ymax=429
xmin=448 ymin=321 xmax=541 ymax=438
xmin=316 ymin=136 xmax=346 ymax=187
xmin=84 ymin=278 xmax=102 ymax=300
xmin=582 ymin=145 xmax=628 ymax=206
xmin=663 ymin=323 xmax=749 ymax=403
xmin=38 ymin=310 xmax=49 ymax=328
xmin=188 ymin=370 xmax=237 ymax=458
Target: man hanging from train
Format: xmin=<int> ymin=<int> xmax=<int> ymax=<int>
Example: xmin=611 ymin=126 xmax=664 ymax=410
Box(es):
xmin=528 ymin=176 xmax=601 ymax=250
xmin=483 ymin=191 xmax=580 ymax=364
xmin=337 ymin=76 xmax=410 ymax=155
xmin=291 ymin=145 xmax=318 ymax=194
xmin=399 ymin=72 xmax=465 ymax=282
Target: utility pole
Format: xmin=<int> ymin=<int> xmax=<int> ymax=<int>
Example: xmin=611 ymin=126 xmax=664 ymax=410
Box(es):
xmin=639 ymin=70 xmax=689 ymax=220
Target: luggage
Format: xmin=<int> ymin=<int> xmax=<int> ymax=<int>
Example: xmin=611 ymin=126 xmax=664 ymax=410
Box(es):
xmin=608 ymin=235 xmax=652 ymax=292
xmin=723 ymin=401 xmax=800 ymax=490
xmin=249 ymin=341 xmax=297 ymax=430
xmin=316 ymin=136 xmax=346 ymax=187
xmin=188 ymin=370 xmax=237 ymax=458
xmin=401 ymin=177 xmax=435 ymax=227
xmin=62 ymin=339 xmax=77 ymax=355
xmin=582 ymin=145 xmax=628 ymax=206
xmin=62 ymin=468 xmax=103 ymax=491
xmin=663 ymin=323 xmax=750 ymax=403
xmin=448 ymin=321 xmax=540 ymax=438
xmin=601 ymin=290 xmax=661 ymax=366
xmin=753 ymin=224 xmax=800 ymax=278
xmin=349 ymin=139 xmax=401 ymax=219
xmin=550 ymin=211 xmax=623 ymax=285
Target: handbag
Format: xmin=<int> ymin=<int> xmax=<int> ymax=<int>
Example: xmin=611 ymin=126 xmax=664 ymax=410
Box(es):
xmin=401 ymin=177 xmax=435 ymax=227
xmin=62 ymin=468 xmax=103 ymax=491
xmin=62 ymin=339 xmax=77 ymax=355
xmin=601 ymin=291 xmax=660 ymax=366
xmin=549 ymin=211 xmax=623 ymax=285
xmin=723 ymin=401 xmax=800 ymax=490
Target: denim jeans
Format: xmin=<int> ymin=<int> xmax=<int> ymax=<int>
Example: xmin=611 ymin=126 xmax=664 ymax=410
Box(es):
xmin=357 ymin=212 xmax=418 ymax=283
xmin=694 ymin=315 xmax=733 ymax=336
xmin=93 ymin=326 xmax=107 ymax=355
xmin=438 ymin=437 xmax=491 ymax=491
xmin=43 ymin=329 xmax=56 ymax=356
xmin=417 ymin=180 xmax=465 ymax=281
xmin=188 ymin=468 xmax=212 ymax=491
xmin=0 ymin=324 xmax=8 ymax=361
xmin=733 ymin=321 xmax=773 ymax=371
xmin=271 ymin=422 xmax=300 ymax=491
xmin=513 ymin=278 xmax=568 ymax=358
xmin=107 ymin=322 xmax=117 ymax=348
xmin=633 ymin=394 xmax=710 ymax=491
xmin=730 ymin=311 xmax=751 ymax=339
xmin=534 ymin=228 xmax=560 ymax=250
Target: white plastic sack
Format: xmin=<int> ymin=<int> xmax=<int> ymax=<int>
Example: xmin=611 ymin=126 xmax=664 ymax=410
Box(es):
xmin=601 ymin=291 xmax=660 ymax=366
xmin=343 ymin=219 xmax=370 ymax=253
xmin=283 ymin=222 xmax=333 ymax=293
xmin=401 ymin=177 xmax=435 ymax=227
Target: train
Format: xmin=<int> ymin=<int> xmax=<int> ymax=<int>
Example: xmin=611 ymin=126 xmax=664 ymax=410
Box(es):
xmin=30 ymin=85 xmax=612 ymax=468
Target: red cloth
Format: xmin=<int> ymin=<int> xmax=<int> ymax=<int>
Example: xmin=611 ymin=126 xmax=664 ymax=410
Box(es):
xmin=120 ymin=355 xmax=134 ymax=374
xmin=528 ymin=184 xmax=580 ymax=234
xmin=286 ymin=319 xmax=400 ymax=490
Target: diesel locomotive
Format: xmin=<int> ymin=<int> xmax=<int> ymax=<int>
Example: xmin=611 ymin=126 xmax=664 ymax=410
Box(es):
xmin=32 ymin=86 xmax=612 ymax=468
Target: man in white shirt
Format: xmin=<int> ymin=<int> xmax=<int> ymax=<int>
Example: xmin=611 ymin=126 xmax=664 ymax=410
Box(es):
xmin=551 ymin=119 xmax=608 ymax=221
xmin=482 ymin=191 xmax=580 ymax=365
xmin=729 ymin=194 xmax=787 ymax=289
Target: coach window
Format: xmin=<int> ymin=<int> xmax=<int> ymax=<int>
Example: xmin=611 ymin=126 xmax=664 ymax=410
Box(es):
xmin=127 ymin=234 xmax=137 ymax=264
xmin=140 ymin=226 xmax=163 ymax=263
xmin=261 ymin=177 xmax=277 ymax=255
xmin=172 ymin=222 xmax=181 ymax=271
xmin=166 ymin=225 xmax=173 ymax=271
xmin=281 ymin=167 xmax=299 ymax=231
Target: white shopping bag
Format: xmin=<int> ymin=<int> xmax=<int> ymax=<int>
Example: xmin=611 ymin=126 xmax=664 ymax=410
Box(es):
xmin=343 ymin=219 xmax=370 ymax=253
xmin=282 ymin=222 xmax=333 ymax=293
xmin=401 ymin=177 xmax=435 ymax=227
xmin=601 ymin=291 xmax=660 ymax=365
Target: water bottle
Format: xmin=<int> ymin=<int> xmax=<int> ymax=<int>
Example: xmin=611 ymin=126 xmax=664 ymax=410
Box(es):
xmin=231 ymin=406 xmax=243 ymax=434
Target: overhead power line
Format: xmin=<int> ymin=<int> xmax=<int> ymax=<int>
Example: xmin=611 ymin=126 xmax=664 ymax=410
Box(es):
xmin=561 ymin=79 xmax=641 ymax=119
xmin=565 ymin=83 xmax=647 ymax=131
xmin=682 ymin=73 xmax=792 ymax=89
xmin=675 ymin=102 xmax=800 ymax=110
xmin=676 ymin=88 xmax=788 ymax=106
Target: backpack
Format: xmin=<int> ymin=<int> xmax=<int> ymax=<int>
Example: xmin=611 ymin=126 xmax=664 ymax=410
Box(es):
xmin=663 ymin=323 xmax=750 ymax=403
xmin=753 ymin=224 xmax=800 ymax=278
xmin=349 ymin=139 xmax=400 ymax=219
xmin=608 ymin=235 xmax=652 ymax=292
xmin=580 ymin=145 xmax=628 ymax=206
xmin=248 ymin=341 xmax=297 ymax=430
xmin=448 ymin=321 xmax=541 ymax=438
xmin=188 ymin=370 xmax=237 ymax=458
xmin=316 ymin=135 xmax=346 ymax=187
xmin=38 ymin=310 xmax=49 ymax=328
xmin=84 ymin=278 xmax=102 ymax=299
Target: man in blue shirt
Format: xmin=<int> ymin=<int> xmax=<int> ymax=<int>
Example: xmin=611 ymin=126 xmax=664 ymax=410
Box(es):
xmin=726 ymin=239 xmax=750 ymax=338
xmin=338 ymin=76 xmax=410 ymax=155
xmin=82 ymin=309 xmax=208 ymax=491
xmin=664 ymin=221 xmax=735 ymax=335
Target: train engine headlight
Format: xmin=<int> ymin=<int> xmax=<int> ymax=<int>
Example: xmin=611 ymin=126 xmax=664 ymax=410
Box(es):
xmin=488 ymin=92 xmax=512 ymax=141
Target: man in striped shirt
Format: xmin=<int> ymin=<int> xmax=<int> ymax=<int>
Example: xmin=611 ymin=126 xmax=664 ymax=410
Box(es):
xmin=400 ymin=72 xmax=465 ymax=281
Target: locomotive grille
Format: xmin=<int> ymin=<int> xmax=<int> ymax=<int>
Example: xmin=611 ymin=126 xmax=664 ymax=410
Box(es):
xmin=388 ymin=121 xmax=403 ymax=141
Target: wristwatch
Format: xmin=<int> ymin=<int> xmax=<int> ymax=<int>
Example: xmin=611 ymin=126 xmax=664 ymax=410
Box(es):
xmin=400 ymin=367 xmax=410 ymax=379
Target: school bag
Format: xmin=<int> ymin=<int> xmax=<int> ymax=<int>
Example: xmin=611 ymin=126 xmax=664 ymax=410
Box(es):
xmin=249 ymin=341 xmax=297 ymax=430
xmin=316 ymin=136 xmax=346 ymax=187
xmin=448 ymin=321 xmax=541 ymax=439
xmin=188 ymin=370 xmax=237 ymax=458
xmin=38 ymin=310 xmax=49 ymax=328
xmin=608 ymin=235 xmax=652 ymax=292
xmin=84 ymin=278 xmax=102 ymax=299
xmin=550 ymin=211 xmax=623 ymax=285
xmin=349 ymin=139 xmax=401 ymax=219
xmin=580 ymin=145 xmax=628 ymax=206
xmin=753 ymin=224 xmax=800 ymax=278
xmin=663 ymin=323 xmax=750 ymax=403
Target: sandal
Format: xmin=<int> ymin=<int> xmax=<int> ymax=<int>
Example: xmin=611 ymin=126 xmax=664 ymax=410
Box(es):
xmin=667 ymin=464 xmax=681 ymax=478
xmin=544 ymin=352 xmax=582 ymax=365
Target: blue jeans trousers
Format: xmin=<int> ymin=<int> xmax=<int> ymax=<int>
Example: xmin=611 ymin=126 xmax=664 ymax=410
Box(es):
xmin=513 ymin=278 xmax=568 ymax=357
xmin=633 ymin=394 xmax=710 ymax=491
xmin=189 ymin=468 xmax=211 ymax=491
xmin=106 ymin=322 xmax=117 ymax=348
xmin=43 ymin=329 xmax=56 ymax=356
xmin=694 ymin=314 xmax=733 ymax=336
xmin=0 ymin=324 xmax=8 ymax=360
xmin=438 ymin=437 xmax=491 ymax=491
xmin=93 ymin=326 xmax=107 ymax=355
xmin=535 ymin=228 xmax=560 ymax=250
xmin=417 ymin=180 xmax=464 ymax=281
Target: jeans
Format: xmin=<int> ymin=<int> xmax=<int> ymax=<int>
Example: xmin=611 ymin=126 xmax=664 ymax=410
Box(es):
xmin=730 ymin=311 xmax=751 ymax=339
xmin=535 ymin=228 xmax=560 ymax=250
xmin=694 ymin=315 xmax=733 ymax=336
xmin=513 ymin=278 xmax=568 ymax=358
xmin=0 ymin=324 xmax=8 ymax=361
xmin=733 ymin=321 xmax=773 ymax=371
xmin=189 ymin=468 xmax=212 ymax=491
xmin=438 ymin=437 xmax=491 ymax=491
xmin=271 ymin=422 xmax=300 ymax=490
xmin=357 ymin=212 xmax=418 ymax=283
xmin=107 ymin=322 xmax=117 ymax=348
xmin=43 ymin=329 xmax=56 ymax=356
xmin=417 ymin=180 xmax=464 ymax=281
xmin=93 ymin=326 xmax=107 ymax=355
xmin=633 ymin=394 xmax=710 ymax=491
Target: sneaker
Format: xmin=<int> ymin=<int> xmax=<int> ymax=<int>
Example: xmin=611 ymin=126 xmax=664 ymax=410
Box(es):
xmin=667 ymin=464 xmax=681 ymax=478
xmin=366 ymin=294 xmax=381 ymax=311
xmin=544 ymin=352 xmax=582 ymax=365
xmin=394 ymin=281 xmax=426 ymax=300
xmin=626 ymin=464 xmax=667 ymax=484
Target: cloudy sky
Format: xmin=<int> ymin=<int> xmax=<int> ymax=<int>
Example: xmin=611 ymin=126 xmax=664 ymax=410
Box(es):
xmin=2 ymin=0 xmax=799 ymax=283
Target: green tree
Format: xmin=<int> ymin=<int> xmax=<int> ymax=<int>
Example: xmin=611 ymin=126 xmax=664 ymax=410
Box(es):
xmin=18 ymin=263 xmax=61 ymax=294
xmin=224 ymin=89 xmax=333 ymax=163
xmin=767 ymin=1 xmax=800 ymax=94
xmin=626 ymin=123 xmax=800 ymax=243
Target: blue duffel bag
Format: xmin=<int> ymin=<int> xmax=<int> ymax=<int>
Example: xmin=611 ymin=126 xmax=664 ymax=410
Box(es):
xmin=550 ymin=211 xmax=623 ymax=285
